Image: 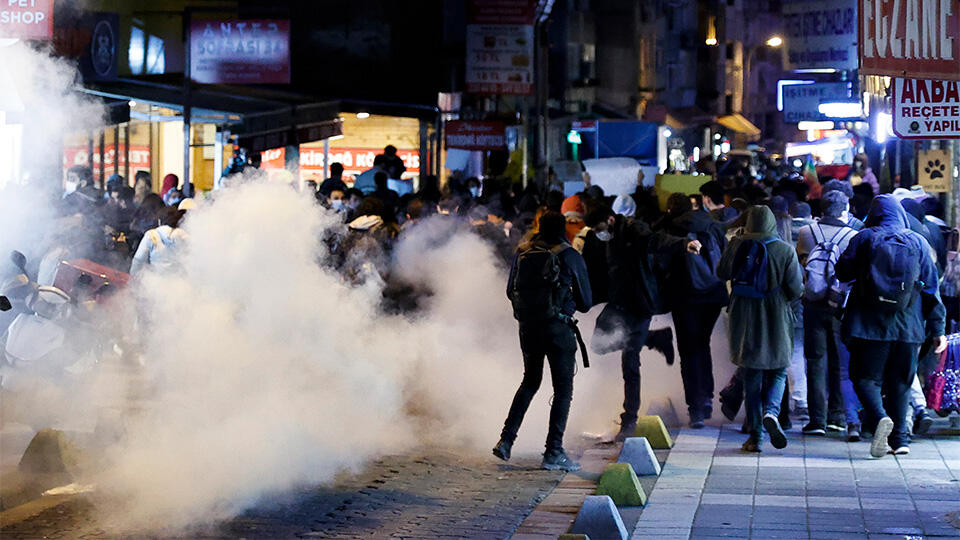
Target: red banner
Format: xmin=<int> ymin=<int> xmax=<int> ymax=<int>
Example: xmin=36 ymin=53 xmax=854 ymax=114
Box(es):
xmin=190 ymin=19 xmax=291 ymax=84
xmin=859 ymin=0 xmax=960 ymax=80
xmin=260 ymin=147 xmax=420 ymax=181
xmin=0 ymin=0 xmax=53 ymax=40
xmin=445 ymin=121 xmax=507 ymax=150
xmin=63 ymin=145 xmax=151 ymax=177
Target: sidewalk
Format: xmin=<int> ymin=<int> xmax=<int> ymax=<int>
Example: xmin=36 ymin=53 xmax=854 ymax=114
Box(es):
xmin=632 ymin=423 xmax=960 ymax=539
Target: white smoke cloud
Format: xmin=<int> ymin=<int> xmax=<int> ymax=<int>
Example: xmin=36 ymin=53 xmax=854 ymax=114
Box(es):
xmin=0 ymin=35 xmax=741 ymax=535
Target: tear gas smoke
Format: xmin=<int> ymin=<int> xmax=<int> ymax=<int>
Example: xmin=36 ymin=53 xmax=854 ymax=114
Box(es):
xmin=0 ymin=39 xmax=738 ymax=534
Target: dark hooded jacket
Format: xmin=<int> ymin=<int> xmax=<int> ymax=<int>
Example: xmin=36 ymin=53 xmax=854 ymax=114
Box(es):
xmin=606 ymin=215 xmax=688 ymax=319
xmin=507 ymin=234 xmax=593 ymax=318
xmin=901 ymin=198 xmax=944 ymax=276
xmin=835 ymin=195 xmax=945 ymax=343
xmin=657 ymin=208 xmax=729 ymax=307
xmin=717 ymin=206 xmax=804 ymax=370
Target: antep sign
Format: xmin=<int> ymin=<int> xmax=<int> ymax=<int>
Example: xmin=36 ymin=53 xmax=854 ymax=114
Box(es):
xmin=892 ymin=78 xmax=960 ymax=138
xmin=0 ymin=0 xmax=52 ymax=40
xmin=859 ymin=0 xmax=959 ymax=80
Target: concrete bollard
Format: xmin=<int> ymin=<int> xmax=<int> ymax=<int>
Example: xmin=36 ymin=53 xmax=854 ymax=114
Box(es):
xmin=569 ymin=495 xmax=629 ymax=540
xmin=617 ymin=437 xmax=661 ymax=476
xmin=596 ymin=463 xmax=647 ymax=507
xmin=18 ymin=429 xmax=82 ymax=476
xmin=634 ymin=415 xmax=673 ymax=449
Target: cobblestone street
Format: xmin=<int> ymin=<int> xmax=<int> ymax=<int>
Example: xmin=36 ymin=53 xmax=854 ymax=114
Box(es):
xmin=0 ymin=450 xmax=563 ymax=539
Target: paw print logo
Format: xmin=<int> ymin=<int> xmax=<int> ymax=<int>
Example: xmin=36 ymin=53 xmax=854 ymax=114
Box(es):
xmin=924 ymin=159 xmax=946 ymax=179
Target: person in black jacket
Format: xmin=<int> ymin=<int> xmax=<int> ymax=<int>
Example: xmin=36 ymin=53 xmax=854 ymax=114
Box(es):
xmin=657 ymin=198 xmax=730 ymax=428
xmin=494 ymin=211 xmax=592 ymax=471
xmin=600 ymin=212 xmax=702 ymax=441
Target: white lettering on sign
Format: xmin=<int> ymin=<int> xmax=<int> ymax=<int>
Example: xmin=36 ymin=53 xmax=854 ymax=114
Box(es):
xmin=862 ymin=0 xmax=955 ymax=62
xmin=893 ymin=78 xmax=960 ymax=138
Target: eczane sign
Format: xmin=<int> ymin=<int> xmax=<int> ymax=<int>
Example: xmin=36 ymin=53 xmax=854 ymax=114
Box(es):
xmin=859 ymin=0 xmax=959 ymax=80
xmin=0 ymin=0 xmax=52 ymax=40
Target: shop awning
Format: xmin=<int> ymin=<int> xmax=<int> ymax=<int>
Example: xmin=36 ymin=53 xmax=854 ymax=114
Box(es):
xmin=78 ymin=78 xmax=342 ymax=150
xmin=717 ymin=113 xmax=761 ymax=136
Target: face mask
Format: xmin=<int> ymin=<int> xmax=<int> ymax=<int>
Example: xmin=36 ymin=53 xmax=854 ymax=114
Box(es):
xmin=330 ymin=199 xmax=345 ymax=211
xmin=64 ymin=181 xmax=78 ymax=195
xmin=469 ymin=187 xmax=481 ymax=198
xmin=596 ymin=230 xmax=613 ymax=242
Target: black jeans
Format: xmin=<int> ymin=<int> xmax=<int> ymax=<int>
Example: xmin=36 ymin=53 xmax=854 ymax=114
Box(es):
xmin=620 ymin=317 xmax=651 ymax=426
xmin=743 ymin=367 xmax=788 ymax=440
xmin=803 ymin=302 xmax=846 ymax=427
xmin=848 ymin=338 xmax=920 ymax=449
xmin=501 ymin=319 xmax=578 ymax=452
xmin=673 ymin=304 xmax=721 ymax=415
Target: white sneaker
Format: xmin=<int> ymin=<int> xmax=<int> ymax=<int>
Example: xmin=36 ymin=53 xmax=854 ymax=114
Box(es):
xmin=871 ymin=417 xmax=894 ymax=458
xmin=889 ymin=446 xmax=910 ymax=455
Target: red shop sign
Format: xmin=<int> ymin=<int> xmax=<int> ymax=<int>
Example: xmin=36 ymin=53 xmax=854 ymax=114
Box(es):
xmin=0 ymin=0 xmax=53 ymax=40
xmin=859 ymin=0 xmax=960 ymax=80
xmin=445 ymin=121 xmax=507 ymax=150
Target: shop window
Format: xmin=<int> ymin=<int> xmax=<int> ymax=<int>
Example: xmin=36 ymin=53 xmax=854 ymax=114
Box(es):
xmin=129 ymin=25 xmax=165 ymax=75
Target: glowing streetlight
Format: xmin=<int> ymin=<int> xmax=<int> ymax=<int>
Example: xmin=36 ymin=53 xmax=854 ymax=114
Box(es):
xmin=356 ymin=112 xmax=370 ymax=119
xmin=705 ymin=37 xmax=718 ymax=46
xmin=766 ymin=36 xmax=783 ymax=48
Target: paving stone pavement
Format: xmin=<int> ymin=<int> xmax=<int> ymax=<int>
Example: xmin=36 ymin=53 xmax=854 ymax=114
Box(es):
xmin=632 ymin=422 xmax=960 ymax=540
xmin=0 ymin=450 xmax=563 ymax=539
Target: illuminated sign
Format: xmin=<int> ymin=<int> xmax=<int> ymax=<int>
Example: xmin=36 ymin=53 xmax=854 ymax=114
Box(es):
xmin=892 ymin=78 xmax=960 ymax=139
xmin=190 ymin=19 xmax=290 ymax=84
xmin=859 ymin=0 xmax=960 ymax=80
xmin=0 ymin=0 xmax=53 ymax=40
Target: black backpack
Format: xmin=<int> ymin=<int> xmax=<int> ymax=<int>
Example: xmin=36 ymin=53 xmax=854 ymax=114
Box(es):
xmin=686 ymin=233 xmax=723 ymax=293
xmin=509 ymin=242 xmax=569 ymax=322
xmin=730 ymin=238 xmax=779 ymax=299
xmin=862 ymin=230 xmax=922 ymax=312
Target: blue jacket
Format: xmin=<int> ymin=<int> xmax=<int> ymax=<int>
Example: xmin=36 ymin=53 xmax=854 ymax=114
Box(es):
xmin=835 ymin=195 xmax=945 ymax=343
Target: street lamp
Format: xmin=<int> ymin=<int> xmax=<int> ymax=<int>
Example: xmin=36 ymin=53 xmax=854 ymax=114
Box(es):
xmin=742 ymin=35 xmax=782 ymax=121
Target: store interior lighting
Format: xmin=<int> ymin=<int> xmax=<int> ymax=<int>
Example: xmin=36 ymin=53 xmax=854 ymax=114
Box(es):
xmin=875 ymin=112 xmax=893 ymax=144
xmin=797 ymin=121 xmax=835 ymax=131
xmin=818 ymin=101 xmax=862 ymax=118
xmin=356 ymin=112 xmax=370 ymax=119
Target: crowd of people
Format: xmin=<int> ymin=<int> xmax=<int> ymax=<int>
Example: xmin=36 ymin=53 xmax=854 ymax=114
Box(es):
xmin=45 ymin=146 xmax=959 ymax=473
xmin=478 ymin=161 xmax=956 ymax=471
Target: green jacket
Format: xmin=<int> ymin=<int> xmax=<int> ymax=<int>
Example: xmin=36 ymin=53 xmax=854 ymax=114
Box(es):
xmin=717 ymin=206 xmax=804 ymax=370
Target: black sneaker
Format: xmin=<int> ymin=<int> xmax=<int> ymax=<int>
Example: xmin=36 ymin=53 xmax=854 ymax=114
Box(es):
xmin=719 ymin=388 xmax=740 ymax=421
xmin=614 ymin=421 xmax=637 ymax=443
xmin=492 ymin=438 xmax=512 ymax=461
xmin=542 ymin=449 xmax=581 ymax=471
xmin=690 ymin=409 xmax=704 ymax=429
xmin=741 ymin=437 xmax=761 ymax=453
xmin=913 ymin=410 xmax=933 ymax=436
xmin=802 ymin=423 xmax=826 ymax=435
xmin=825 ymin=423 xmax=846 ymax=433
xmin=645 ymin=328 xmax=675 ymax=365
xmin=793 ymin=406 xmax=810 ymax=421
xmin=846 ymin=423 xmax=861 ymax=442
xmin=764 ymin=413 xmax=788 ymax=449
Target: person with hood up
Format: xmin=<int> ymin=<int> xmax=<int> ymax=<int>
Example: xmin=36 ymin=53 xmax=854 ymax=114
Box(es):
xmin=717 ymin=206 xmax=804 ymax=452
xmin=835 ymin=195 xmax=946 ymax=457
xmin=160 ymin=174 xmax=178 ymax=201
xmin=657 ymin=192 xmax=729 ymax=428
xmin=611 ymin=194 xmax=637 ymax=218
xmin=130 ymin=206 xmax=188 ymax=275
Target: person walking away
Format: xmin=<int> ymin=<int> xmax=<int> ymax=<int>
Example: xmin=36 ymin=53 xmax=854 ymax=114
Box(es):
xmin=130 ymin=207 xmax=188 ymax=275
xmin=354 ymin=155 xmax=389 ymax=195
xmin=599 ymin=210 xmax=702 ymax=440
xmin=382 ymin=145 xmax=407 ymax=180
xmin=797 ymin=191 xmax=859 ymax=436
xmin=494 ymin=211 xmax=592 ymax=471
xmin=658 ymin=195 xmax=729 ymax=427
xmin=318 ymin=163 xmax=348 ymax=197
xmin=700 ymin=180 xmax=738 ymax=223
xmin=835 ymin=195 xmax=947 ymax=457
xmin=717 ymin=206 xmax=803 ymax=452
